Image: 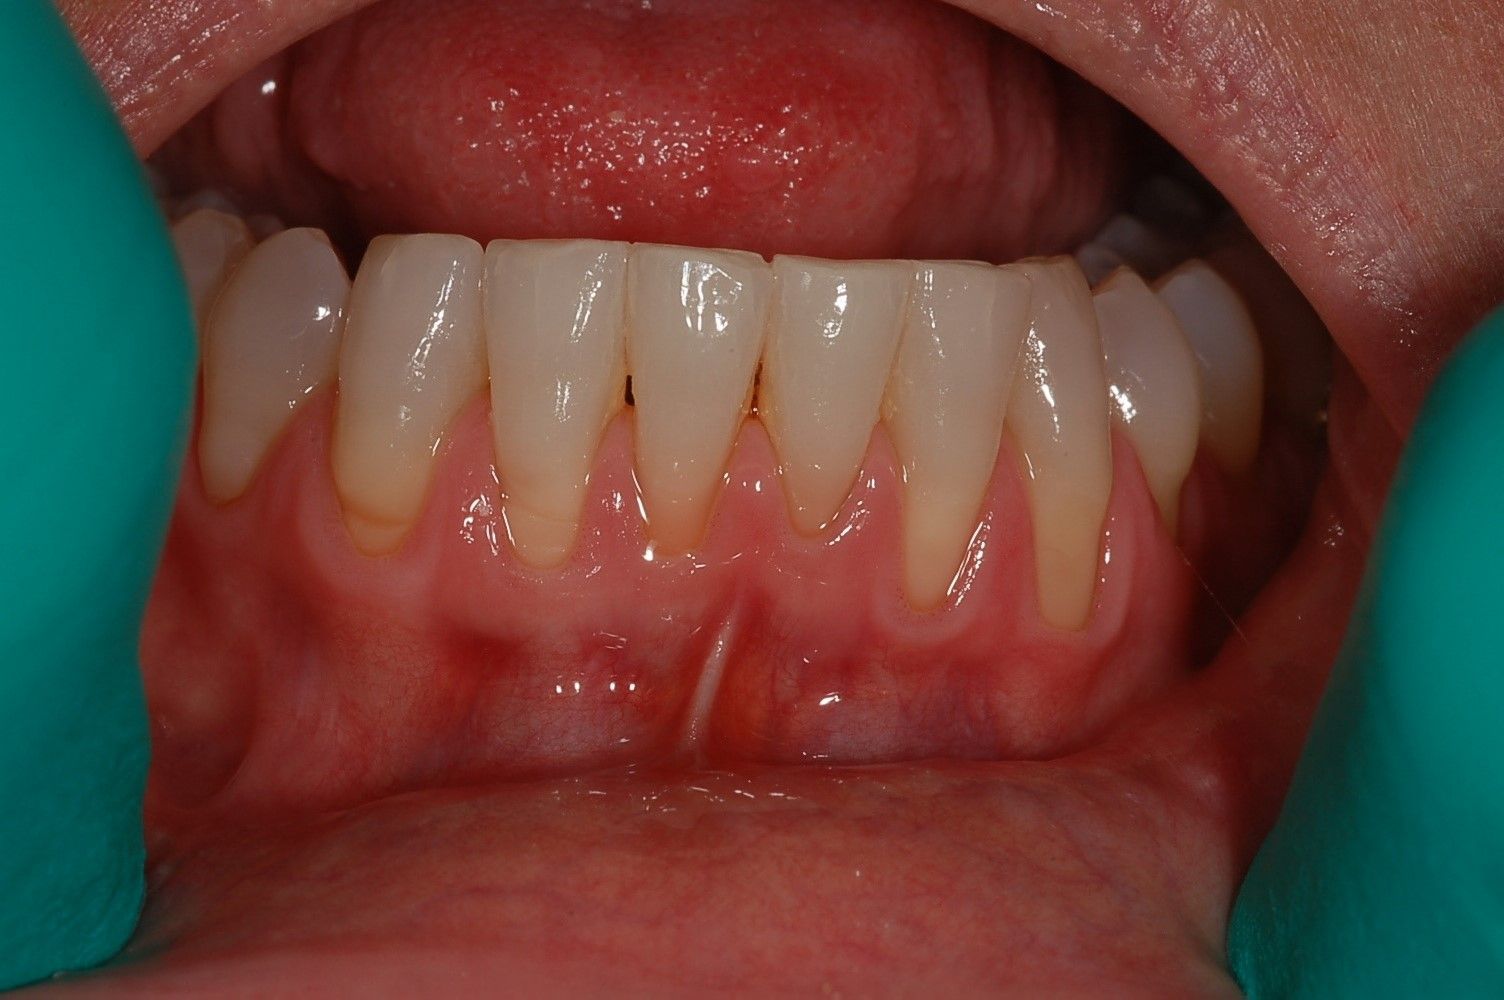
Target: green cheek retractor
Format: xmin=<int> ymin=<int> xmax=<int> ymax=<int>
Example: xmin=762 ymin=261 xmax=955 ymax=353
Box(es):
xmin=0 ymin=0 xmax=195 ymax=989
xmin=1229 ymin=307 xmax=1504 ymax=996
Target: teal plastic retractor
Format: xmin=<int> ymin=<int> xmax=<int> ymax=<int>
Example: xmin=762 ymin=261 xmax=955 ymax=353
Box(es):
xmin=1228 ymin=307 xmax=1504 ymax=996
xmin=0 ymin=0 xmax=195 ymax=989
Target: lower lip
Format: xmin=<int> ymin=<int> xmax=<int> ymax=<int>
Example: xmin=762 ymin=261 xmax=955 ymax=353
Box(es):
xmin=117 ymin=760 xmax=1238 ymax=996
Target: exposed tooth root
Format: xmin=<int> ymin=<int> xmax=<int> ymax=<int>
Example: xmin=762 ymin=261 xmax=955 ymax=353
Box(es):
xmin=761 ymin=256 xmax=909 ymax=535
xmin=333 ymin=234 xmax=487 ymax=554
xmin=1006 ymin=257 xmax=1113 ymax=632
xmin=485 ymin=240 xmax=630 ymax=569
xmin=882 ymin=262 xmax=1030 ymax=610
xmin=1093 ymin=214 xmax=1189 ymax=279
xmin=1155 ymin=260 xmax=1265 ymax=476
xmin=627 ymin=244 xmax=771 ymax=554
xmin=199 ymin=228 xmax=349 ymax=503
xmin=171 ymin=209 xmax=253 ymax=330
xmin=1092 ymin=268 xmax=1202 ymax=531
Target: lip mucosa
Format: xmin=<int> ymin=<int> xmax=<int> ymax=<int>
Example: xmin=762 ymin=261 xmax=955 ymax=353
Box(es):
xmin=40 ymin=0 xmax=1449 ymax=992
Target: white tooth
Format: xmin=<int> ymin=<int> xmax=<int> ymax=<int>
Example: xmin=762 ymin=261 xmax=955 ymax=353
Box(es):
xmin=1092 ymin=267 xmax=1202 ymax=531
xmin=761 ymin=256 xmax=908 ymax=535
xmin=1093 ymin=214 xmax=1189 ymax=279
xmin=198 ymin=228 xmax=349 ymax=503
xmin=247 ymin=214 xmax=286 ymax=240
xmin=171 ymin=209 xmax=253 ymax=331
xmin=1006 ymin=257 xmax=1113 ymax=632
xmin=484 ymin=239 xmax=629 ymax=568
xmin=882 ymin=262 xmax=1030 ymax=610
xmin=173 ymin=189 xmax=241 ymax=219
xmin=1075 ymin=241 xmax=1127 ymax=287
xmin=333 ymin=234 xmax=487 ymax=554
xmin=627 ymin=244 xmax=771 ymax=554
xmin=1155 ymin=260 xmax=1265 ymax=475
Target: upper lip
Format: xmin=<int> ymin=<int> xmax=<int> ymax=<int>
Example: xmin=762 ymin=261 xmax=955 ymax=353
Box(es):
xmin=62 ymin=0 xmax=1484 ymax=456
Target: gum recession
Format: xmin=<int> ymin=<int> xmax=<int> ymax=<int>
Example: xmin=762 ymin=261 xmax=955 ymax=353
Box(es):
xmin=140 ymin=391 xmax=1297 ymax=820
xmin=156 ymin=0 xmax=1125 ymax=262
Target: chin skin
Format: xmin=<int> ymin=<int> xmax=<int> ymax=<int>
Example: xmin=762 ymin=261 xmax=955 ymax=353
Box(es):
xmin=40 ymin=0 xmax=1504 ymax=993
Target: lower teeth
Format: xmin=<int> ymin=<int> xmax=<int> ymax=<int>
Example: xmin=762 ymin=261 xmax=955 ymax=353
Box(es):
xmin=178 ymin=204 xmax=1280 ymax=630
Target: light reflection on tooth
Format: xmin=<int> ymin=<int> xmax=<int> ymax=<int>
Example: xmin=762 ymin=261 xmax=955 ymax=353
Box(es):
xmin=171 ymin=209 xmax=253 ymax=330
xmin=1007 ymin=257 xmax=1113 ymax=632
xmin=627 ymin=244 xmax=771 ymax=554
xmin=198 ymin=227 xmax=349 ymax=503
xmin=333 ymin=234 xmax=487 ymax=554
xmin=485 ymin=239 xmax=630 ymax=568
xmin=1155 ymin=260 xmax=1265 ymax=475
xmin=761 ymin=256 xmax=908 ymax=535
xmin=1092 ymin=268 xmax=1202 ymax=531
xmin=882 ymin=261 xmax=1030 ymax=610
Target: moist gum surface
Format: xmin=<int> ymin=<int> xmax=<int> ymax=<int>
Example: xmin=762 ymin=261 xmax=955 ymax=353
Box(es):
xmin=142 ymin=394 xmax=1249 ymax=819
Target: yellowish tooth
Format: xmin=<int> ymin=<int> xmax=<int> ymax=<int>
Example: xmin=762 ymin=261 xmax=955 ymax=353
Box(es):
xmin=760 ymin=256 xmax=909 ymax=535
xmin=1092 ymin=268 xmax=1202 ymax=531
xmin=171 ymin=209 xmax=253 ymax=330
xmin=882 ymin=262 xmax=1030 ymax=610
xmin=1006 ymin=257 xmax=1113 ymax=632
xmin=333 ymin=234 xmax=487 ymax=554
xmin=198 ymin=228 xmax=349 ymax=503
xmin=1155 ymin=260 xmax=1265 ymax=475
xmin=627 ymin=244 xmax=771 ymax=554
xmin=484 ymin=239 xmax=629 ymax=568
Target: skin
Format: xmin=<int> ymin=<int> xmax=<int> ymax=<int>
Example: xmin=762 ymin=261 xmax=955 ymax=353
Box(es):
xmin=40 ymin=0 xmax=1504 ymax=992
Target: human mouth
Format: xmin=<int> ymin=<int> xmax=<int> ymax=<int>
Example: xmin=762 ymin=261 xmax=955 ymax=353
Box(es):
xmin=42 ymin=0 xmax=1438 ymax=992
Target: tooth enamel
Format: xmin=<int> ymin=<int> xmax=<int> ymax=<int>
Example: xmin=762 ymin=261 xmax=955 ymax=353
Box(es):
xmin=1006 ymin=257 xmax=1113 ymax=632
xmin=198 ymin=227 xmax=349 ymax=503
xmin=626 ymin=244 xmax=771 ymax=554
xmin=1092 ymin=268 xmax=1202 ymax=531
xmin=1075 ymin=241 xmax=1127 ymax=286
xmin=1093 ymin=214 xmax=1188 ymax=279
xmin=246 ymin=215 xmax=286 ymax=240
xmin=882 ymin=262 xmax=1030 ymax=610
xmin=1155 ymin=260 xmax=1265 ymax=475
xmin=484 ymin=240 xmax=629 ymax=568
xmin=760 ymin=256 xmax=909 ymax=534
xmin=171 ymin=209 xmax=253 ymax=330
xmin=333 ymin=234 xmax=487 ymax=554
xmin=173 ymin=189 xmax=241 ymax=219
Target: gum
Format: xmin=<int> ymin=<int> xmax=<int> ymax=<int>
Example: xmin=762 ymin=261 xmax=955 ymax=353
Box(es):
xmin=141 ymin=391 xmax=1247 ymax=821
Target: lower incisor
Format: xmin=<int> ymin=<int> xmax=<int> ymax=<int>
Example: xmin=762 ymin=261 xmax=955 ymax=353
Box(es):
xmin=332 ymin=234 xmax=488 ymax=555
xmin=626 ymin=244 xmax=771 ymax=556
xmin=184 ymin=229 xmax=1269 ymax=631
xmin=484 ymin=239 xmax=630 ymax=569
